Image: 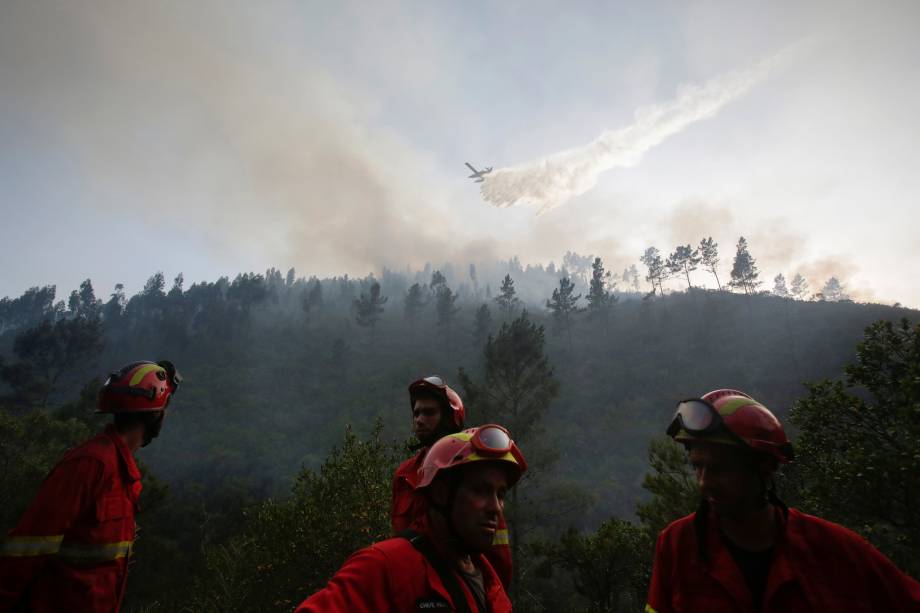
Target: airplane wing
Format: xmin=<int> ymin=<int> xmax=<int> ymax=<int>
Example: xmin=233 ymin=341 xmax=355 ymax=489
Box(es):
xmin=465 ymin=162 xmax=478 ymax=173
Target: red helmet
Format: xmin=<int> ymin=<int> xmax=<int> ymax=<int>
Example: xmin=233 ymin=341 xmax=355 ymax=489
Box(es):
xmin=417 ymin=425 xmax=527 ymax=489
xmin=669 ymin=389 xmax=793 ymax=463
xmin=98 ymin=360 xmax=181 ymax=413
xmin=408 ymin=375 xmax=465 ymax=429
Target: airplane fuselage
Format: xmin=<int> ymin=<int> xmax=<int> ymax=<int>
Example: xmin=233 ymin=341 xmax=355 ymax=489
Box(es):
xmin=465 ymin=162 xmax=493 ymax=182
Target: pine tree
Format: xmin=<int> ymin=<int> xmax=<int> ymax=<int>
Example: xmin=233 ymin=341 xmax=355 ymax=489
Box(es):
xmin=821 ymin=277 xmax=849 ymax=302
xmin=168 ymin=274 xmax=184 ymax=299
xmin=430 ymin=270 xmax=447 ymax=294
xmin=302 ymin=279 xmax=324 ymax=324
xmin=78 ymin=279 xmax=101 ymax=319
xmin=143 ymin=272 xmax=166 ymax=297
xmin=435 ymin=285 xmax=460 ymax=344
xmin=699 ymin=237 xmax=722 ymax=291
xmin=494 ymin=274 xmax=520 ymax=320
xmin=586 ymin=257 xmax=617 ymax=326
xmin=729 ymin=237 xmax=760 ymax=295
xmin=563 ymin=251 xmax=593 ymax=285
xmin=666 ymin=245 xmax=701 ymax=290
xmin=640 ymin=247 xmax=667 ymax=296
xmin=627 ymin=264 xmax=640 ymax=292
xmin=458 ymin=312 xmax=560 ymax=587
xmin=773 ymin=274 xmax=789 ymax=298
xmin=546 ymin=276 xmax=582 ymax=349
xmin=403 ymin=282 xmax=425 ymax=332
xmin=67 ymin=290 xmax=81 ymax=317
xmin=103 ymin=284 xmax=126 ymax=322
xmin=472 ymin=303 xmax=492 ymax=350
xmin=790 ymin=273 xmax=809 ymax=300
xmin=352 ymin=281 xmax=387 ymax=333
xmin=468 ymin=264 xmax=479 ymax=299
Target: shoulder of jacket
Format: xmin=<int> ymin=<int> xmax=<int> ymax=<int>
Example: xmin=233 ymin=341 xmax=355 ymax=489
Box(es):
xmin=395 ymin=451 xmax=425 ymax=474
xmin=786 ymin=508 xmax=869 ymax=549
xmin=360 ymin=538 xmax=428 ymax=588
xmin=372 ymin=536 xmax=423 ymax=558
xmin=659 ymin=512 xmax=697 ymax=542
xmin=62 ymin=433 xmax=118 ymax=468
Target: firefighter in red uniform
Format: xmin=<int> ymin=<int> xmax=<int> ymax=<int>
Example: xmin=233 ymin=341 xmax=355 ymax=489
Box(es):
xmin=646 ymin=389 xmax=920 ymax=613
xmin=298 ymin=423 xmax=526 ymax=613
xmin=392 ymin=376 xmax=514 ymax=588
xmin=0 ymin=360 xmax=181 ymax=613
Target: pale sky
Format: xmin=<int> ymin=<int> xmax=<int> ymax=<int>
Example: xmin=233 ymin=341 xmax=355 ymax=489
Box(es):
xmin=1 ymin=0 xmax=918 ymax=305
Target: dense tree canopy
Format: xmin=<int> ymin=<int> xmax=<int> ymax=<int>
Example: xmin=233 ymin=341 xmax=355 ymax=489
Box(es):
xmin=788 ymin=319 xmax=920 ymax=576
xmin=0 ymin=261 xmax=917 ymax=611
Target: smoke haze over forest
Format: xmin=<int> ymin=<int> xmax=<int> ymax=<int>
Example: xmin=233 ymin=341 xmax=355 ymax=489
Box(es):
xmin=1 ymin=0 xmax=919 ymax=307
xmin=3 ymin=4 xmax=920 ymax=607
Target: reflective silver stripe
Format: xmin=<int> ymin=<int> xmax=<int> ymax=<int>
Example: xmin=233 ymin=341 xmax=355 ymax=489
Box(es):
xmin=0 ymin=535 xmax=64 ymax=557
xmin=492 ymin=528 xmax=510 ymax=546
xmin=57 ymin=540 xmax=134 ymax=563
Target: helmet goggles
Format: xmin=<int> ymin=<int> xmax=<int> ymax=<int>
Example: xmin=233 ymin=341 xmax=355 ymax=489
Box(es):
xmin=470 ymin=424 xmax=513 ymax=456
xmin=413 ymin=375 xmax=447 ymax=392
xmin=667 ymin=398 xmax=745 ymax=444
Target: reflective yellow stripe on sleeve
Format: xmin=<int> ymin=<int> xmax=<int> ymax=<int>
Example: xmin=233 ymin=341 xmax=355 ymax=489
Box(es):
xmin=0 ymin=535 xmax=64 ymax=557
xmin=492 ymin=528 xmax=509 ymax=546
xmin=57 ymin=540 xmax=134 ymax=563
xmin=645 ymin=604 xmax=658 ymax=613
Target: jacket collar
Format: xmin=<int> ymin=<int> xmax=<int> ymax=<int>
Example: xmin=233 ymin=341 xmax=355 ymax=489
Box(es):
xmin=396 ymin=448 xmax=428 ymax=487
xmin=417 ymin=536 xmax=503 ymax=612
xmin=104 ymin=424 xmax=142 ymax=483
xmin=703 ymin=504 xmax=796 ymax=610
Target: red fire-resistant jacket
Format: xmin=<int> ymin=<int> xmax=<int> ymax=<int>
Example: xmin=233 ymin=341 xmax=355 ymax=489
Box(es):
xmin=0 ymin=425 xmax=142 ymax=613
xmin=646 ymin=507 xmax=920 ymax=613
xmin=391 ymin=450 xmax=427 ymax=535
xmin=295 ymin=531 xmax=512 ymax=613
xmin=392 ymin=449 xmax=514 ymax=588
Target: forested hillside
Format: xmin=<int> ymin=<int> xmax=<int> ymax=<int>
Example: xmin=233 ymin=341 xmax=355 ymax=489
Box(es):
xmin=2 ymin=258 xmax=917 ymax=611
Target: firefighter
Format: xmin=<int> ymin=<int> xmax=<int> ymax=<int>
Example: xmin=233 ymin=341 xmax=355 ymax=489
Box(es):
xmin=0 ymin=360 xmax=181 ymax=613
xmin=298 ymin=424 xmax=526 ymax=612
xmin=392 ymin=376 xmax=513 ymax=587
xmin=646 ymin=389 xmax=920 ymax=613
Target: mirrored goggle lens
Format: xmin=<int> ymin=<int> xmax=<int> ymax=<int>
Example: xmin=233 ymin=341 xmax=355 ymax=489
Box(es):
xmin=423 ymin=376 xmax=445 ymax=387
xmin=675 ymin=400 xmax=716 ymax=432
xmin=477 ymin=426 xmax=511 ymax=452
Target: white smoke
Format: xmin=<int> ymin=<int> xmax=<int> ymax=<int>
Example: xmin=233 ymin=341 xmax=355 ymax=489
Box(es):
xmin=480 ymin=44 xmax=801 ymax=214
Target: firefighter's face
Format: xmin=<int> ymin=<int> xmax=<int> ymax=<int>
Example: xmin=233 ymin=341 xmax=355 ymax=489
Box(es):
xmin=412 ymin=397 xmax=443 ymax=446
xmin=450 ymin=463 xmax=507 ymax=552
xmin=142 ymin=411 xmax=166 ymax=447
xmin=690 ymin=443 xmax=765 ymax=519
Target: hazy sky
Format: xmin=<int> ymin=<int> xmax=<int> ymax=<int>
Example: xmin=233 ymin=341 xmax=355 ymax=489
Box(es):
xmin=2 ymin=0 xmax=918 ymax=305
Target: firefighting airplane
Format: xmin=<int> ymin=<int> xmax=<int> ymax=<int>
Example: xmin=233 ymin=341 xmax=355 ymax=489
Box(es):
xmin=465 ymin=163 xmax=493 ymax=183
